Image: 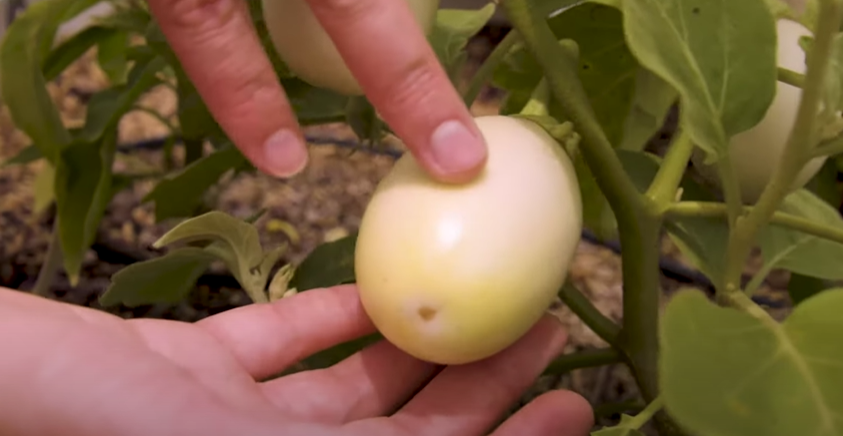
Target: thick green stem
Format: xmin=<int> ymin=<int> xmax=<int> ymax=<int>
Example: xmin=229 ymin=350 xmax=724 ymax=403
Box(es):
xmin=616 ymin=212 xmax=663 ymax=403
xmin=721 ymin=0 xmax=842 ymax=299
xmin=665 ymin=201 xmax=843 ymax=246
xmin=543 ymin=347 xmax=622 ymax=376
xmin=646 ymin=129 xmax=694 ymax=212
xmin=557 ymin=282 xmax=621 ymax=346
xmin=500 ymin=3 xmax=667 ymax=431
xmin=463 ymin=29 xmax=521 ymax=107
xmin=32 ymin=220 xmax=63 ymax=298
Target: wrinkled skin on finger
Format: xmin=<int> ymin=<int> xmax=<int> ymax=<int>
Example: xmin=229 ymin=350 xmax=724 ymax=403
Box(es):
xmin=0 ymin=285 xmax=593 ymax=436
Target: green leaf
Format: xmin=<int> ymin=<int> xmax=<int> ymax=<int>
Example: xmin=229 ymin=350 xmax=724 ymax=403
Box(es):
xmin=281 ymin=77 xmax=350 ymax=125
xmin=661 ymin=288 xmax=843 ymax=436
xmin=0 ymin=144 xmax=43 ymax=168
xmin=429 ymin=4 xmax=496 ymax=82
xmin=619 ymin=68 xmax=677 ymax=151
xmin=495 ymin=2 xmax=641 ymax=146
xmin=144 ymin=146 xmax=250 ymax=221
xmin=77 ymin=55 xmax=167 ymax=143
xmin=0 ymin=0 xmax=94 ymax=163
xmin=345 ymin=96 xmax=384 ymax=145
xmin=54 ymin=133 xmax=118 ymax=285
xmin=758 ymin=189 xmax=843 ymax=280
xmin=42 ymin=26 xmax=120 ymax=81
xmin=96 ymin=29 xmax=130 ymax=85
xmin=787 ymin=273 xmax=829 ymax=307
xmin=99 ymin=247 xmax=216 ymax=307
xmin=622 ymin=0 xmax=779 ymax=161
xmin=154 ymin=211 xmax=265 ymax=273
xmin=290 ymin=233 xmax=358 ymax=292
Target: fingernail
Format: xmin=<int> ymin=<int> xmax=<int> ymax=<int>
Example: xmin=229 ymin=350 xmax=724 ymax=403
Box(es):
xmin=263 ymin=129 xmax=308 ymax=178
xmin=429 ymin=120 xmax=487 ymax=175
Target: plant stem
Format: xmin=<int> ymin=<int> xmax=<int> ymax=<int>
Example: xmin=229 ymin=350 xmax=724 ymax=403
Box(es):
xmin=665 ymin=201 xmax=843 ymax=246
xmin=646 ymin=129 xmax=694 ymax=212
xmin=499 ymin=0 xmax=645 ymax=212
xmin=778 ymin=66 xmax=805 ymax=88
xmin=627 ymin=395 xmax=665 ymax=430
xmin=543 ymin=347 xmax=622 ymax=376
xmin=463 ymin=29 xmax=521 ymax=107
xmin=557 ymin=282 xmax=621 ymax=346
xmin=520 ymin=78 xmax=550 ymax=117
xmin=616 ymin=212 xmax=663 ymax=403
xmin=500 ymin=3 xmax=666 ymax=429
xmin=721 ymin=0 xmax=842 ymax=300
xmin=32 ymin=220 xmax=63 ymax=298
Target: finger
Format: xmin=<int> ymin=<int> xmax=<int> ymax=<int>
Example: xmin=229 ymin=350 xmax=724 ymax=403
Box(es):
xmin=261 ymin=340 xmax=439 ymax=423
xmin=305 ymin=0 xmax=488 ymax=183
xmin=197 ymin=285 xmax=376 ymax=380
xmin=146 ymin=0 xmax=309 ymax=178
xmin=491 ymin=390 xmax=594 ymax=436
xmin=390 ymin=315 xmax=570 ymax=436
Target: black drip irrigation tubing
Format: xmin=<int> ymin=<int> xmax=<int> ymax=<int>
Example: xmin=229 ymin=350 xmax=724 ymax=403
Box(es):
xmin=113 ymin=134 xmax=788 ymax=309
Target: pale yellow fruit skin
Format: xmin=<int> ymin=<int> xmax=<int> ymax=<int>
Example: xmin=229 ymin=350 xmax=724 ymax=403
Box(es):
xmin=354 ymin=115 xmax=583 ymax=365
xmin=693 ymin=19 xmax=827 ymax=204
xmin=261 ymin=0 xmax=440 ymax=96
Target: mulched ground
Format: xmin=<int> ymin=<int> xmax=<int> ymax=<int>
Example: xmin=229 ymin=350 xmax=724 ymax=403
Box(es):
xmin=0 ymin=27 xmax=795 ymax=434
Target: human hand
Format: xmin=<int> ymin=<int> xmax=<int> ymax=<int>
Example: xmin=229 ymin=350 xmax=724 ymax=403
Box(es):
xmin=0 ymin=284 xmax=593 ymax=436
xmin=146 ymin=0 xmax=488 ymax=183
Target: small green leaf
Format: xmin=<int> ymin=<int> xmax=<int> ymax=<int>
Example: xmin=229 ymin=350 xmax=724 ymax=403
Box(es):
xmin=619 ymin=68 xmax=677 ymax=151
xmin=33 ymin=164 xmax=56 ymax=214
xmin=154 ymin=211 xmax=265 ymax=271
xmin=54 ymin=133 xmax=118 ymax=284
xmin=144 ymin=146 xmax=250 ymax=221
xmin=78 ymin=55 xmax=167 ymax=143
xmin=429 ymin=4 xmax=496 ymax=82
xmin=42 ymin=26 xmax=120 ymax=81
xmin=787 ymin=273 xmax=829 ymax=307
xmin=661 ymin=288 xmax=843 ymax=436
xmin=664 ymin=216 xmax=730 ymax=283
xmin=290 ymin=233 xmax=358 ymax=292
xmin=345 ymin=96 xmax=384 ymax=145
xmin=0 ymin=144 xmax=43 ymax=168
xmin=758 ymin=189 xmax=843 ymax=280
xmin=99 ymin=247 xmax=217 ymax=307
xmin=622 ymin=0 xmax=778 ymax=161
xmin=0 ymin=0 xmax=95 ymax=163
xmin=301 ymin=333 xmax=383 ymax=370
xmin=96 ymin=29 xmax=130 ymax=85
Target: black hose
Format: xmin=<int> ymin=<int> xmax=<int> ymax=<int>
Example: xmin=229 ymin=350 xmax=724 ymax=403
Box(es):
xmin=108 ymin=134 xmax=790 ymax=309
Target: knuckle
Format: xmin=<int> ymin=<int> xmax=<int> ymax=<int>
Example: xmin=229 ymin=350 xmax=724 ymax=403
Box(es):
xmin=377 ymin=60 xmax=441 ymax=112
xmin=160 ymin=0 xmax=242 ymax=34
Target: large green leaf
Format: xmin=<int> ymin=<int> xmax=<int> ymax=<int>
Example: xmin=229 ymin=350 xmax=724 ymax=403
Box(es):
xmin=758 ymin=189 xmax=843 ymax=281
xmin=622 ymin=0 xmax=778 ymax=161
xmin=619 ymin=68 xmax=677 ymax=151
xmin=42 ymin=26 xmax=120 ymax=81
xmin=144 ymin=146 xmax=250 ymax=221
xmin=54 ymin=132 xmax=118 ymax=285
xmin=96 ymin=29 xmax=131 ymax=85
xmin=661 ymin=289 xmax=843 ymax=436
xmin=99 ymin=247 xmax=217 ymax=307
